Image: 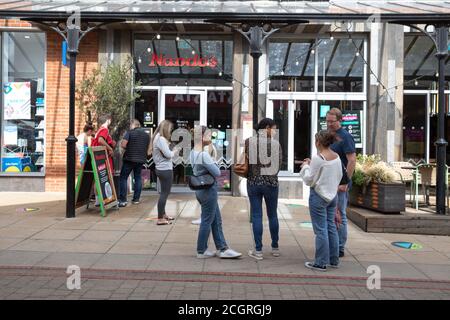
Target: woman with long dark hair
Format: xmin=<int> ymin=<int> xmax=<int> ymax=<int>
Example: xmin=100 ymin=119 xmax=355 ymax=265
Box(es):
xmin=246 ymin=118 xmax=282 ymax=260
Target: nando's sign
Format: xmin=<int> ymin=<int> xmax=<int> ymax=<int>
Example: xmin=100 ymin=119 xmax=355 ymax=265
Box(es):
xmin=149 ymin=54 xmax=218 ymax=68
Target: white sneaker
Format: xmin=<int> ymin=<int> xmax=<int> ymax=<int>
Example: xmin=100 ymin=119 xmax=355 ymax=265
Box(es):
xmin=191 ymin=218 xmax=201 ymax=225
xmin=218 ymin=248 xmax=242 ymax=259
xmin=248 ymin=250 xmax=263 ymax=260
xmin=271 ymin=248 xmax=280 ymax=257
xmin=196 ymin=250 xmax=216 ymax=259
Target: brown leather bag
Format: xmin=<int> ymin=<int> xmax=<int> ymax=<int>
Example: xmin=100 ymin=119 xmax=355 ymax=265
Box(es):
xmin=233 ymin=139 xmax=249 ymax=178
xmin=234 ymin=152 xmax=249 ymax=178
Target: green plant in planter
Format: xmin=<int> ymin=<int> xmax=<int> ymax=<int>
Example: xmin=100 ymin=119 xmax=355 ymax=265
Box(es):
xmin=352 ymin=154 xmax=396 ymax=187
xmin=76 ymin=57 xmax=141 ymax=141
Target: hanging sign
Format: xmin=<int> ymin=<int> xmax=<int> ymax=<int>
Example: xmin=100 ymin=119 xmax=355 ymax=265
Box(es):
xmin=75 ymin=146 xmax=118 ymax=217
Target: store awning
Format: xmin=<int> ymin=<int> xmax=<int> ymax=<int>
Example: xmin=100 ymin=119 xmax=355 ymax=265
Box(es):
xmin=0 ymin=1 xmax=449 ymax=23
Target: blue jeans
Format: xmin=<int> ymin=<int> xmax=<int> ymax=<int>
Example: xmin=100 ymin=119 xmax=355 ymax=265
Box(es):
xmin=195 ymin=184 xmax=228 ymax=254
xmin=119 ymin=160 xmax=143 ymax=203
xmin=337 ymin=183 xmax=351 ymax=253
xmin=247 ymin=183 xmax=279 ymax=252
xmin=309 ymin=189 xmax=339 ymax=267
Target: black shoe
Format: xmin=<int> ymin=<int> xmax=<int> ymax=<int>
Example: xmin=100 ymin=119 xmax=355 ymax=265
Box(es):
xmin=339 ymin=251 xmax=345 ymax=258
xmin=118 ymin=202 xmax=128 ymax=207
xmin=305 ymin=261 xmax=327 ymax=272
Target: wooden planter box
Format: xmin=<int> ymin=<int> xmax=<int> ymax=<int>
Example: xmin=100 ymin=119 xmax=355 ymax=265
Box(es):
xmin=349 ymin=182 xmax=405 ymax=214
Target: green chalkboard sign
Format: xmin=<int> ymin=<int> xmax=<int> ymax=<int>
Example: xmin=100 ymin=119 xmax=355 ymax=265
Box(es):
xmin=75 ymin=146 xmax=118 ymax=217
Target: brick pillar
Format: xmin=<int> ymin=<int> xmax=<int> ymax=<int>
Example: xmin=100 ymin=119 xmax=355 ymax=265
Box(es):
xmin=45 ymin=31 xmax=99 ymax=191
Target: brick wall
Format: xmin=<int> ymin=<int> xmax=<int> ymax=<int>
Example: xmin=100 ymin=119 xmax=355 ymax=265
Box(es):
xmin=45 ymin=30 xmax=99 ymax=191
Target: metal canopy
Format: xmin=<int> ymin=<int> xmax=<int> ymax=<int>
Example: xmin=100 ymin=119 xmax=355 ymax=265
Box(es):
xmin=0 ymin=1 xmax=449 ymax=22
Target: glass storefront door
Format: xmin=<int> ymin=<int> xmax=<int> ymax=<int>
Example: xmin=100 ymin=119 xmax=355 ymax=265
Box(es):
xmin=160 ymin=88 xmax=206 ymax=189
xmin=137 ymin=88 xmax=232 ymax=192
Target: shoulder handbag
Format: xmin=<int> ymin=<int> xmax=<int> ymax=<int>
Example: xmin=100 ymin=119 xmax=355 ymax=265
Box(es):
xmin=233 ymin=152 xmax=249 ymax=178
xmin=188 ymin=152 xmax=216 ymax=190
xmin=233 ymin=138 xmax=251 ymax=178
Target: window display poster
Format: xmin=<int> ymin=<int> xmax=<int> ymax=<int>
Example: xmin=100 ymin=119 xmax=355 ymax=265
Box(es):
xmin=3 ymin=82 xmax=31 ymax=120
xmin=342 ymin=112 xmax=362 ymax=149
xmin=4 ymin=125 xmax=18 ymax=146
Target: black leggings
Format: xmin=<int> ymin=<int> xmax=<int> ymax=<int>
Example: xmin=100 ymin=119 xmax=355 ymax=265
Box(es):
xmin=155 ymin=169 xmax=173 ymax=219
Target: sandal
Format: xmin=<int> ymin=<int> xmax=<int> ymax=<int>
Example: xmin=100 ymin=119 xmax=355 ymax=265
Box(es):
xmin=156 ymin=219 xmax=172 ymax=225
xmin=163 ymin=215 xmax=175 ymax=221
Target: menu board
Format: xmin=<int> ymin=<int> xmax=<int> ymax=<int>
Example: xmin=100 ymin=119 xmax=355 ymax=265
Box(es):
xmin=92 ymin=147 xmax=116 ymax=207
xmin=75 ymin=146 xmax=118 ymax=216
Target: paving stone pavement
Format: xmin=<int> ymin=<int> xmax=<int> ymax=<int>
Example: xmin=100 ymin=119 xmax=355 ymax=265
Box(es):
xmin=1 ymin=193 xmax=450 ymax=300
xmin=1 ymin=266 xmax=450 ymax=300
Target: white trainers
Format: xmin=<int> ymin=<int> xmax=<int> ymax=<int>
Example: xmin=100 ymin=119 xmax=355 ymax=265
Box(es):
xmin=191 ymin=218 xmax=201 ymax=225
xmin=248 ymin=250 xmax=263 ymax=260
xmin=271 ymin=248 xmax=280 ymax=257
xmin=218 ymin=248 xmax=242 ymax=259
xmin=196 ymin=250 xmax=216 ymax=259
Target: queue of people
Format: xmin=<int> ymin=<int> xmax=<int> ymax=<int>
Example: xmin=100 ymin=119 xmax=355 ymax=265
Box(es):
xmin=76 ymin=107 xmax=355 ymax=271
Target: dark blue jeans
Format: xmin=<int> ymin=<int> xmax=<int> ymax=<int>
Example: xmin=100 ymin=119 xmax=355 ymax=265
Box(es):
xmin=119 ymin=160 xmax=143 ymax=203
xmin=247 ymin=183 xmax=279 ymax=251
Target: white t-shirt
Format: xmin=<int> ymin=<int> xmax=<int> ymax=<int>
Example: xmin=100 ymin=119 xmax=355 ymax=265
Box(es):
xmin=299 ymin=154 xmax=343 ymax=202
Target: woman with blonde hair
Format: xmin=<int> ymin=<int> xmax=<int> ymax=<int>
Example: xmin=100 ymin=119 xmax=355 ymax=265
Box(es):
xmin=149 ymin=120 xmax=177 ymax=225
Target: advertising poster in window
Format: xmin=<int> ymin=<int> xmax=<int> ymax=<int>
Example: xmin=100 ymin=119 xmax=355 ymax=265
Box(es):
xmin=3 ymin=82 xmax=31 ymax=120
xmin=342 ymin=112 xmax=362 ymax=149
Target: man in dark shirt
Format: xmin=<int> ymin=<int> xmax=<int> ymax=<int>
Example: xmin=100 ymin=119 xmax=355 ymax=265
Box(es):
xmin=119 ymin=119 xmax=150 ymax=207
xmin=327 ymin=108 xmax=356 ymax=258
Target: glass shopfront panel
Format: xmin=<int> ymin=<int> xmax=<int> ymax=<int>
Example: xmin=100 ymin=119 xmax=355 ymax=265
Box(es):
xmin=1 ymin=32 xmax=46 ymax=174
xmin=317 ymin=38 xmax=364 ymax=92
xmin=207 ymin=90 xmax=232 ymax=191
xmin=404 ymin=34 xmax=450 ymax=90
xmin=134 ymin=35 xmax=233 ymax=87
xmin=268 ymin=37 xmax=365 ymax=93
xmin=317 ymin=100 xmax=364 ymax=153
xmin=403 ymin=94 xmax=427 ymax=162
xmin=269 ymin=41 xmax=315 ymax=92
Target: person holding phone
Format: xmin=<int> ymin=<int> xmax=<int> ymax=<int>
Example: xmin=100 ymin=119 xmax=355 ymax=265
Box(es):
xmin=300 ymin=130 xmax=343 ymax=272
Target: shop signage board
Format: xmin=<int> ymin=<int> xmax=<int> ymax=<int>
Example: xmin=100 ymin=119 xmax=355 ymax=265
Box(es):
xmin=149 ymin=54 xmax=218 ymax=68
xmin=75 ymin=146 xmax=118 ymax=217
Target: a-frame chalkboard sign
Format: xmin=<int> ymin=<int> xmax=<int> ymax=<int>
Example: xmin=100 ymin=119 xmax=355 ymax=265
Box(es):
xmin=75 ymin=146 xmax=118 ymax=217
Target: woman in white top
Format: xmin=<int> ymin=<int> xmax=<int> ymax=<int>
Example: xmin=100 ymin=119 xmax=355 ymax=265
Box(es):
xmin=300 ymin=130 xmax=343 ymax=272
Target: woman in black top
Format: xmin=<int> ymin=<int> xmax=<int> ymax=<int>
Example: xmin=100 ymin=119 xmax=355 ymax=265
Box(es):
xmin=246 ymin=118 xmax=282 ymax=260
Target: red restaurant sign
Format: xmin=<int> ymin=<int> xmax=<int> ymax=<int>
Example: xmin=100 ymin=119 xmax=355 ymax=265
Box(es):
xmin=149 ymin=54 xmax=218 ymax=68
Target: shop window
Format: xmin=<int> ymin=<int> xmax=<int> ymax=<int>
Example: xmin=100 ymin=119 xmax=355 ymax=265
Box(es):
xmin=134 ymin=35 xmax=233 ymax=87
xmin=404 ymin=34 xmax=450 ymax=90
xmin=269 ymin=41 xmax=315 ymax=92
xmin=403 ymin=94 xmax=427 ymax=163
xmin=318 ymin=38 xmax=364 ymax=92
xmin=272 ymin=100 xmax=289 ymax=171
xmin=318 ymin=100 xmax=364 ymax=154
xmin=207 ymin=90 xmax=232 ymax=191
xmin=293 ymin=101 xmax=311 ymax=173
xmin=1 ymin=32 xmax=46 ymax=174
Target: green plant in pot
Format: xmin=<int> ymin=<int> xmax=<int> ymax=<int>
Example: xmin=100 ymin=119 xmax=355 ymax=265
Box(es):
xmin=76 ymin=57 xmax=141 ymax=172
